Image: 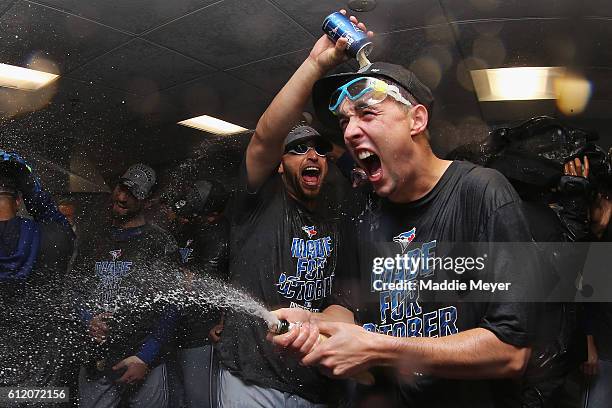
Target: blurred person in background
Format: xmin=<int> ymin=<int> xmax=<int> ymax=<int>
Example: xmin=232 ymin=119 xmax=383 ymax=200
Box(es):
xmin=72 ymin=163 xmax=179 ymax=408
xmin=562 ymin=153 xmax=612 ymax=408
xmin=0 ymin=150 xmax=75 ymax=398
xmin=162 ymin=178 xmax=230 ymax=408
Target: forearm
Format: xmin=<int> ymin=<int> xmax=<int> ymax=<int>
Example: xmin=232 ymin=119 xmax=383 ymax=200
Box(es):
xmin=373 ymin=327 xmax=530 ymax=379
xmin=255 ymin=57 xmax=325 ymax=146
xmin=316 ymin=305 xmax=354 ymax=324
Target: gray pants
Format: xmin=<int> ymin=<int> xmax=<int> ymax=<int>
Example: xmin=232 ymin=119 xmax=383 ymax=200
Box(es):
xmin=584 ymin=360 xmax=612 ymax=408
xmin=78 ymin=363 xmax=169 ymax=408
xmin=177 ymin=345 xmax=213 ymax=408
xmin=218 ymin=368 xmax=327 ymax=408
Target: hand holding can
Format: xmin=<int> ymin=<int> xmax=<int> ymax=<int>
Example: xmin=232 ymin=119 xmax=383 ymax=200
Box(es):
xmin=322 ymin=11 xmax=373 ymax=67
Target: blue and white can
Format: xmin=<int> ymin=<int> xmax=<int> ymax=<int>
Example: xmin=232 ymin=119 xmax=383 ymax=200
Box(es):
xmin=322 ymin=11 xmax=373 ymax=62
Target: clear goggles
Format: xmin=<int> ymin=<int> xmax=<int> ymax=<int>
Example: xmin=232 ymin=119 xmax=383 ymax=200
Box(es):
xmin=285 ymin=142 xmax=331 ymax=157
xmin=328 ymin=77 xmax=412 ymax=115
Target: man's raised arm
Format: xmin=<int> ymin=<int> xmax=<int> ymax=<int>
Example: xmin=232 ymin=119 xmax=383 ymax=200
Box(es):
xmin=245 ymin=11 xmax=371 ymax=190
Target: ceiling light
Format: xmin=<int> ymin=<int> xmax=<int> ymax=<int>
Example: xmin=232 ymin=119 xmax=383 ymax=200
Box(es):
xmin=0 ymin=63 xmax=59 ymax=91
xmin=471 ymin=67 xmax=566 ymax=101
xmin=178 ymin=115 xmax=249 ymax=135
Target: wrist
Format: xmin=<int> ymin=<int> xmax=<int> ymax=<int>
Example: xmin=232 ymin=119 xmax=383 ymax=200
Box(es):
xmin=305 ymin=56 xmax=328 ymax=78
xmin=367 ymin=331 xmax=400 ymax=367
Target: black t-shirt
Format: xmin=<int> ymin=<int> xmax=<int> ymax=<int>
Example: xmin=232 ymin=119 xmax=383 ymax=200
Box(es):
xmin=72 ymin=223 xmax=178 ymax=367
xmin=216 ymin=163 xmax=355 ymax=403
xmin=174 ymin=218 xmax=230 ymax=348
xmin=355 ymin=161 xmax=538 ymax=408
xmin=0 ymin=217 xmax=74 ymax=386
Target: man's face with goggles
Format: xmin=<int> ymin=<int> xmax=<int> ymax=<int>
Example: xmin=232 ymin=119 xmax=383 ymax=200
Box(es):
xmin=328 ymin=77 xmax=420 ymax=200
xmin=281 ymin=139 xmax=330 ymax=202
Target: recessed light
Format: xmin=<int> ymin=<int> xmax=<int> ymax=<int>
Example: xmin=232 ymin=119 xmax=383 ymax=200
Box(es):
xmin=178 ymin=115 xmax=249 ymax=135
xmin=0 ymin=63 xmax=59 ymax=91
xmin=471 ymin=67 xmax=565 ymax=101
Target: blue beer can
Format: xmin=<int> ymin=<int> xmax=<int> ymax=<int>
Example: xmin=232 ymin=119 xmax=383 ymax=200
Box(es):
xmin=322 ymin=11 xmax=373 ymax=61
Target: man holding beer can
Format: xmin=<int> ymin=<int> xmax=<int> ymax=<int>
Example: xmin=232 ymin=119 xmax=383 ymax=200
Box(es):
xmin=269 ymin=9 xmax=541 ymax=408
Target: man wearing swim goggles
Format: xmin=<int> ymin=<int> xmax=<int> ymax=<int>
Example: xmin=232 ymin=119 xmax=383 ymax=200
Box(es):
xmin=259 ymin=12 xmax=539 ymax=408
xmin=328 ymin=76 xmax=413 ymax=116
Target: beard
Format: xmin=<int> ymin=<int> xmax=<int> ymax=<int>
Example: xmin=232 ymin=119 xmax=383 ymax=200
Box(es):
xmin=283 ymin=170 xmax=319 ymax=204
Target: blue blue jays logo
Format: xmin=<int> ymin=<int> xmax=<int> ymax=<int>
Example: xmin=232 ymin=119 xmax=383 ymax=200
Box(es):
xmin=302 ymin=226 xmax=317 ymax=239
xmin=393 ymin=228 xmax=416 ymax=253
xmin=179 ymin=240 xmax=194 ymax=264
xmin=109 ymin=249 xmax=122 ymax=261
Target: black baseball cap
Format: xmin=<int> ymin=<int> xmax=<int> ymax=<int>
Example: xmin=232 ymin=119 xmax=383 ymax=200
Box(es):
xmin=119 ymin=163 xmax=156 ymax=200
xmin=283 ymin=125 xmax=332 ymax=152
xmin=163 ymin=179 xmax=229 ymax=218
xmin=313 ymin=62 xmax=434 ymax=129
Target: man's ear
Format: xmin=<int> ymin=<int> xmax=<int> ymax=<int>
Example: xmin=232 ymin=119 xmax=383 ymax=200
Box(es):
xmin=410 ymin=105 xmax=429 ymax=136
xmin=278 ymin=161 xmax=284 ymax=175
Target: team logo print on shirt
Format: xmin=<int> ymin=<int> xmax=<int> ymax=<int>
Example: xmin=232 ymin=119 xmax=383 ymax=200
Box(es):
xmin=363 ymin=227 xmax=458 ymax=339
xmin=179 ymin=240 xmax=194 ymax=264
xmin=302 ymin=226 xmax=317 ymax=238
xmin=95 ymin=248 xmax=134 ymax=308
xmin=277 ymin=228 xmax=335 ymax=307
xmin=393 ymin=227 xmax=416 ymax=253
xmin=109 ymin=249 xmax=122 ymax=261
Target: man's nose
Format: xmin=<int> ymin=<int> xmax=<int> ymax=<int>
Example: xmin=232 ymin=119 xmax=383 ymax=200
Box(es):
xmin=305 ymin=148 xmax=320 ymax=161
xmin=343 ymin=117 xmax=363 ymax=145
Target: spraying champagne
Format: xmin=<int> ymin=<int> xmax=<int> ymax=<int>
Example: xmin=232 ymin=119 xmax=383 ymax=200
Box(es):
xmin=270 ymin=319 xmax=375 ymax=385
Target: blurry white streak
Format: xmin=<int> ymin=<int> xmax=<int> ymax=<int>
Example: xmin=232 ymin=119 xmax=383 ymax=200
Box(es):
xmin=0 ymin=63 xmax=59 ymax=91
xmin=178 ymin=115 xmax=249 ymax=136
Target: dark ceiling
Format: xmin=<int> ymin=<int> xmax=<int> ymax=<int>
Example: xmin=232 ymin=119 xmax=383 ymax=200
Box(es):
xmin=0 ymin=0 xmax=611 ymax=192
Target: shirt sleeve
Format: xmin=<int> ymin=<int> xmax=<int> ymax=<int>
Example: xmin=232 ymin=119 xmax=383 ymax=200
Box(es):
xmin=476 ymin=201 xmax=540 ymax=348
xmin=136 ymin=305 xmax=180 ymax=365
xmin=23 ymin=189 xmax=74 ymax=236
xmin=231 ymin=158 xmax=282 ymax=226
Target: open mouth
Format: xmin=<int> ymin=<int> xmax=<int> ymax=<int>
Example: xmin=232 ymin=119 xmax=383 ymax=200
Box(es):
xmin=301 ymin=166 xmax=321 ymax=187
xmin=357 ymin=149 xmax=383 ymax=182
